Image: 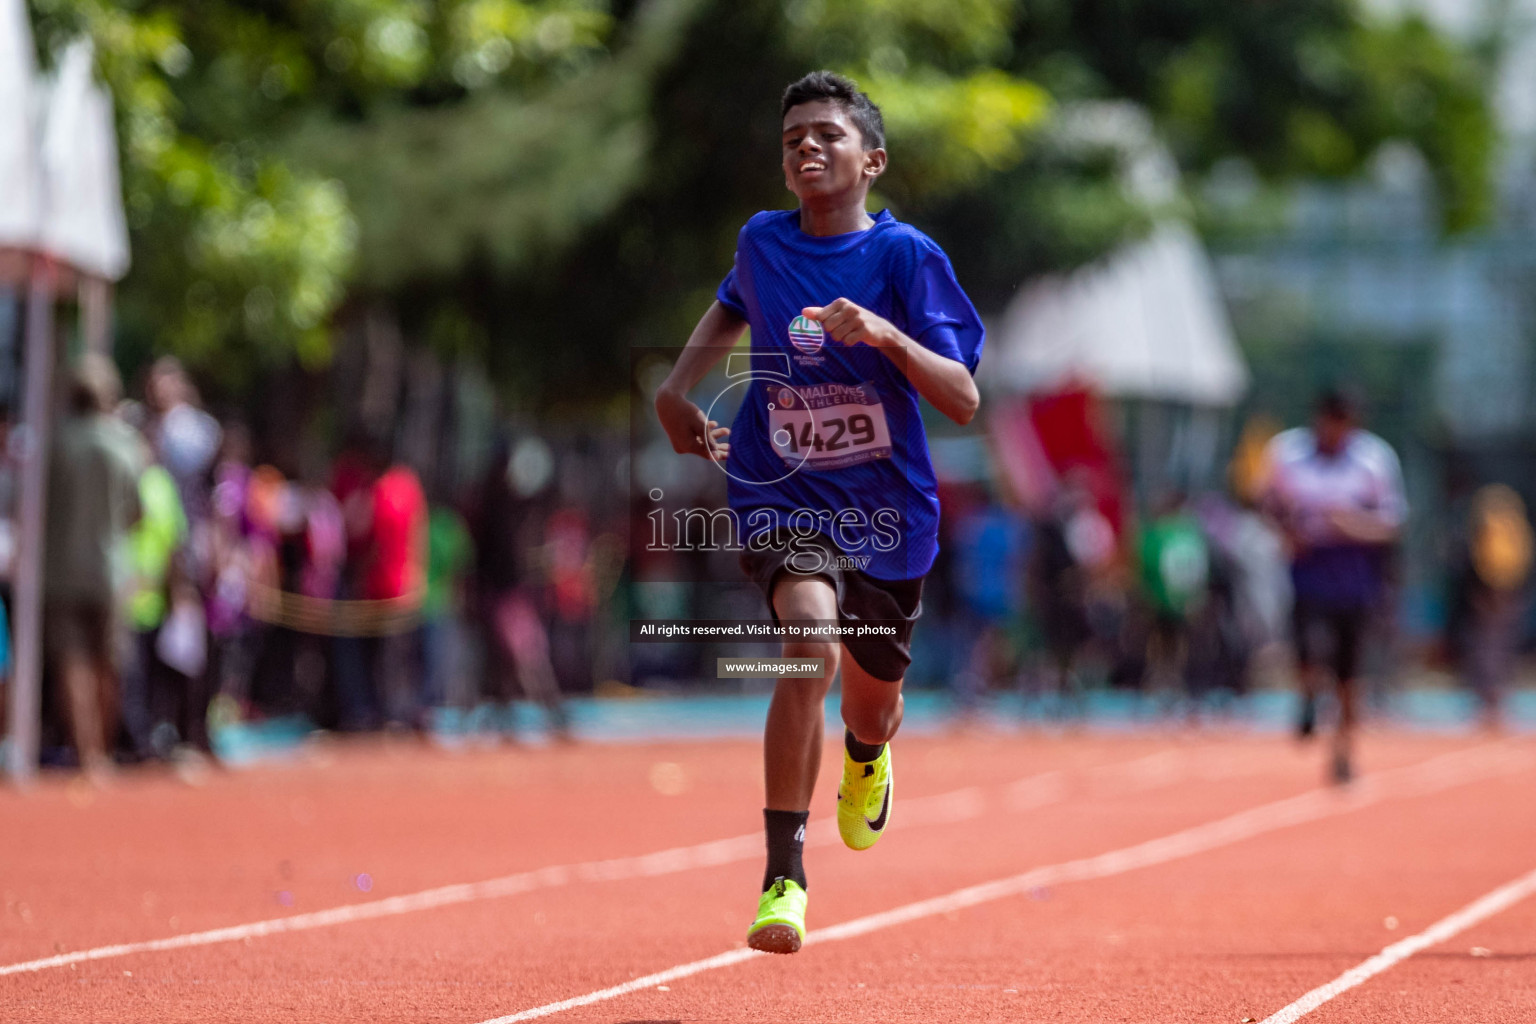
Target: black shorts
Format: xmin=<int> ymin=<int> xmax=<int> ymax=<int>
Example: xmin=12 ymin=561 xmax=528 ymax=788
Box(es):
xmin=740 ymin=531 xmax=923 ymax=683
xmin=44 ymin=600 xmax=117 ymax=668
xmin=1292 ymin=601 xmax=1368 ymax=682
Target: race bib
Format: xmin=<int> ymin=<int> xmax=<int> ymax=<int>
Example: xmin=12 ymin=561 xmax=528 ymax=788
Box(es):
xmin=767 ymin=381 xmax=892 ymax=471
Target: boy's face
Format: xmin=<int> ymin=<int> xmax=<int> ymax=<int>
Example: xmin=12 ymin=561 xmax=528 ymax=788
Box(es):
xmin=781 ymin=100 xmax=886 ymax=204
xmin=1314 ymin=411 xmax=1354 ymax=455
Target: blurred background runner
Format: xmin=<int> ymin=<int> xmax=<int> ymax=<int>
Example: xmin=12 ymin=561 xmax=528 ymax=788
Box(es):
xmin=1264 ymin=390 xmax=1407 ymax=782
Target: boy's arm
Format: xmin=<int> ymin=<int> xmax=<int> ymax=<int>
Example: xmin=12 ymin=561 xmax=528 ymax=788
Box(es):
xmin=1328 ymin=458 xmax=1406 ymax=545
xmin=655 ymin=300 xmax=749 ymax=460
xmin=1329 ymin=442 xmax=1407 ymax=545
xmin=1326 ymin=507 xmax=1401 ymax=545
xmin=804 ymin=299 xmax=980 ymax=426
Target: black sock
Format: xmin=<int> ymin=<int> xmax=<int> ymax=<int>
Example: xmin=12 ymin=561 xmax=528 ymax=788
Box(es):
xmin=845 ymin=730 xmax=885 ymax=763
xmin=762 ymin=809 xmax=809 ymax=892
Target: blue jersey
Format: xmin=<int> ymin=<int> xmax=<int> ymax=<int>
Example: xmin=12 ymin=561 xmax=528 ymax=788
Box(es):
xmin=716 ymin=209 xmax=984 ymax=580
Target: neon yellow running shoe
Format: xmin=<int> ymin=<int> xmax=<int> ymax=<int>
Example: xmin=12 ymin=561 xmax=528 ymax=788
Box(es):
xmin=747 ymin=876 xmax=807 ymax=954
xmin=837 ymin=743 xmax=892 ymax=851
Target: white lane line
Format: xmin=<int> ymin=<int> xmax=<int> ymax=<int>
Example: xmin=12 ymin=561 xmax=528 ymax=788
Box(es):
xmin=474 ymin=745 xmax=1532 ymax=1024
xmin=0 ymin=749 xmax=1173 ymax=978
xmin=1259 ymin=864 xmax=1536 ymax=1024
xmin=474 ymin=948 xmax=761 ymax=1024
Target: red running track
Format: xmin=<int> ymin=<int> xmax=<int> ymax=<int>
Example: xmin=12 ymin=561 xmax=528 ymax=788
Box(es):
xmin=2 ymin=729 xmax=1533 ymax=1023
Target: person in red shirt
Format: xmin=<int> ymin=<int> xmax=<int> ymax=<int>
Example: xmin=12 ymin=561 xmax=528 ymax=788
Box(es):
xmin=365 ymin=464 xmax=428 ymax=603
xmin=335 ymin=441 xmax=427 ymax=730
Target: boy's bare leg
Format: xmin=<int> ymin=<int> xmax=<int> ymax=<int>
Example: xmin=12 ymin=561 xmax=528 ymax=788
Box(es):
xmin=764 ymin=576 xmax=839 ymax=811
xmin=1332 ymin=675 xmax=1358 ymax=782
xmin=96 ymin=655 xmax=120 ymax=764
xmin=839 ymin=645 xmax=903 ymax=748
xmin=1296 ymin=662 xmax=1323 ymax=738
xmin=59 ymin=653 xmax=110 ymax=776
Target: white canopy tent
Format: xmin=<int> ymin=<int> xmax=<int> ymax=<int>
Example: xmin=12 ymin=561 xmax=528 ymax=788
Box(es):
xmin=39 ymin=39 xmax=131 ymax=283
xmin=989 ymin=222 xmax=1249 ymax=407
xmin=0 ymin=0 xmax=42 ymax=258
xmin=984 ymin=104 xmax=1250 ymax=503
xmin=988 ymin=101 xmax=1248 ymax=408
xmin=1 ymin=0 xmax=131 ymax=784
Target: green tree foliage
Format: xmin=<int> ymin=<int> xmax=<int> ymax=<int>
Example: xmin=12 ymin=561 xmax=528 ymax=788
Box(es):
xmin=285 ymin=0 xmax=707 ymax=290
xmin=24 ymin=0 xmax=1498 ymax=404
xmin=283 ymin=0 xmax=1051 ymax=290
xmin=315 ymin=0 xmax=1053 ymax=413
xmin=1006 ymin=1 xmax=1494 ymax=230
xmin=925 ymin=1 xmax=1498 ymax=308
xmin=26 ymin=0 xmax=613 ymax=383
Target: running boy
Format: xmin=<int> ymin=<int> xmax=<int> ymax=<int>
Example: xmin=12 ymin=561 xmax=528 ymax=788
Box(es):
xmin=1264 ymin=389 xmax=1406 ymax=784
xmin=654 ymin=71 xmax=984 ymax=953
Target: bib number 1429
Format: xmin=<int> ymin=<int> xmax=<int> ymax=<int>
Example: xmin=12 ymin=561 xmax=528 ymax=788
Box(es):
xmin=768 ymin=382 xmax=892 ymax=472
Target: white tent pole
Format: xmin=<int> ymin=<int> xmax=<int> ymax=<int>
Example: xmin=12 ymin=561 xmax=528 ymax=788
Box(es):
xmin=6 ymin=255 xmax=56 ymax=784
xmin=79 ymin=274 xmax=110 ymax=354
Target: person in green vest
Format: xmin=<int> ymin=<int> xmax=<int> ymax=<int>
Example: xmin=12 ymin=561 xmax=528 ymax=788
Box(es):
xmin=421 ymin=502 xmax=474 ymax=721
xmin=1137 ymin=493 xmax=1210 ymax=703
xmin=121 ymin=460 xmax=189 ymax=760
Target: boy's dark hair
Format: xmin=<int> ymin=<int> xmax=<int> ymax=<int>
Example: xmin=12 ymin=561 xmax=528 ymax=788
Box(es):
xmin=1315 ymin=385 xmax=1359 ymax=421
xmin=781 ymin=71 xmax=885 ymax=150
xmin=69 ymin=354 xmax=122 ymax=414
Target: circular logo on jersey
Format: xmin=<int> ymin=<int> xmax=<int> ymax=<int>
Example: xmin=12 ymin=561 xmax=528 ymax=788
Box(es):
xmin=777 ymin=387 xmax=797 ymax=409
xmin=787 ymin=315 xmax=824 ymax=354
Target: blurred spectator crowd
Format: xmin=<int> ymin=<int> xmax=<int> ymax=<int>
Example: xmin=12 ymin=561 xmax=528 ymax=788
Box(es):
xmin=2 ymin=355 xmax=1534 ymax=780
xmin=0 ymin=355 xmax=627 ymax=779
xmin=913 ymin=403 xmax=1535 ymax=730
